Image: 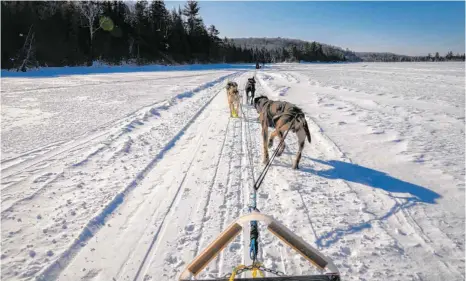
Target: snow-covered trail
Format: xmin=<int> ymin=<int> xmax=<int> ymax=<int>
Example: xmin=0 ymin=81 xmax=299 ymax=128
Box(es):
xmin=1 ymin=70 xmax=243 ymax=280
xmin=1 ymin=63 xmax=464 ymax=281
xmin=46 ymin=72 xmax=252 ymax=281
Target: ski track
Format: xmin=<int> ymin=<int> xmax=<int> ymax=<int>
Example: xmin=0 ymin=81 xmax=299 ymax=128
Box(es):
xmin=1 ymin=63 xmax=464 ymax=281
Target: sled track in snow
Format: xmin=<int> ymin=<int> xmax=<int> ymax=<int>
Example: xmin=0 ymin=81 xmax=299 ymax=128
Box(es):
xmin=129 ymin=74 xmax=256 ymax=281
xmin=192 ymin=117 xmax=232 ymax=258
xmin=133 ymin=116 xmax=234 ymax=281
xmin=35 ymin=71 xmax=244 ymax=281
xmin=131 ymin=117 xmax=219 ymax=281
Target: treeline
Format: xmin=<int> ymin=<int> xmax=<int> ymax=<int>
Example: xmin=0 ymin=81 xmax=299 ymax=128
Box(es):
xmin=231 ymin=37 xmax=355 ymax=62
xmin=356 ymin=51 xmax=465 ymax=62
xmin=1 ymin=0 xmax=350 ymax=71
xmin=244 ymin=41 xmax=348 ymax=63
xmin=1 ymin=0 xmax=250 ymax=70
xmin=232 ymin=37 xmax=465 ymax=63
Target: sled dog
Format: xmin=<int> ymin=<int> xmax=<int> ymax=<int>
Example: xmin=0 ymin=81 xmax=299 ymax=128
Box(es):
xmin=245 ymin=77 xmax=256 ymax=105
xmin=253 ymin=96 xmax=311 ymax=169
xmin=226 ymin=81 xmax=240 ymax=117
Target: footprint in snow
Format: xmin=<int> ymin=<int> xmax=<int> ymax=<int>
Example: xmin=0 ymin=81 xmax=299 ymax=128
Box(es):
xmin=33 ymin=173 xmax=55 ymax=183
xmin=229 ymin=242 xmax=241 ymax=252
xmin=185 ymin=224 xmax=195 ymax=232
xmin=165 ymin=255 xmax=178 ymax=265
xmin=29 ymin=250 xmax=36 ymax=258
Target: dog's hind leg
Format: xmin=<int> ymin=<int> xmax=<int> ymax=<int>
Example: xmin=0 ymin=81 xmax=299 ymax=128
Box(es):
xmin=276 ymin=123 xmax=291 ymax=156
xmin=260 ymin=112 xmax=270 ymax=164
xmin=268 ymin=129 xmax=278 ymax=148
xmin=269 ymin=121 xmax=289 ymax=156
xmin=292 ymin=129 xmax=307 ymax=169
xmin=292 ymin=140 xmax=305 ymax=169
xmin=229 ymin=100 xmax=234 ymax=117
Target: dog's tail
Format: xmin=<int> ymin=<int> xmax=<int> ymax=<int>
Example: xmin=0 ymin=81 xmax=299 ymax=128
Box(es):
xmin=296 ymin=115 xmax=311 ymax=143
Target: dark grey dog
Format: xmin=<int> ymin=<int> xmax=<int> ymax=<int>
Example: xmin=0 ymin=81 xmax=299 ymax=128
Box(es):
xmin=253 ymin=96 xmax=311 ymax=169
xmin=245 ymin=77 xmax=256 ymax=105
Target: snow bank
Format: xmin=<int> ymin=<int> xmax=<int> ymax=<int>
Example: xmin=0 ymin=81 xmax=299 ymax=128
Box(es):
xmin=1 ymin=62 xmax=257 ymax=78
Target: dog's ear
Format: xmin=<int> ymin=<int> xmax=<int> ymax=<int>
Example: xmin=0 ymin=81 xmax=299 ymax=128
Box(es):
xmin=253 ymin=96 xmax=267 ymax=106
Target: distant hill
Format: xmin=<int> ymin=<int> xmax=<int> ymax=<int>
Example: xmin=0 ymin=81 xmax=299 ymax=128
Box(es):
xmin=354 ymin=52 xmax=411 ymax=62
xmin=228 ymin=37 xmax=464 ymax=62
xmin=229 ymin=37 xmax=362 ymax=62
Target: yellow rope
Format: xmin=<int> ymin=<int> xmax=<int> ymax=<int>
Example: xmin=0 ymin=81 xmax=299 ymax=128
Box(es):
xmin=228 ymin=263 xmax=264 ymax=280
xmin=228 ymin=265 xmax=247 ymax=281
xmin=252 ymin=267 xmax=265 ymax=278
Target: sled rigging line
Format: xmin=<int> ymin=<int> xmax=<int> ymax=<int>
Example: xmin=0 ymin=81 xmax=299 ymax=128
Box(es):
xmin=240 ymin=96 xmax=296 ymax=267
xmin=253 ymin=118 xmax=295 ymax=192
xmin=238 ymin=100 xmax=262 ymax=265
xmin=179 ymin=78 xmax=340 ymax=281
xmin=239 ymin=101 xmax=256 ymax=186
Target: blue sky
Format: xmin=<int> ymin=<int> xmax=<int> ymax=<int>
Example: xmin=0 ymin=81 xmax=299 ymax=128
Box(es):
xmin=165 ymin=1 xmax=465 ymax=56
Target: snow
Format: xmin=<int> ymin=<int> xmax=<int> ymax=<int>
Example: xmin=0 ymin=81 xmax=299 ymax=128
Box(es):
xmin=1 ymin=62 xmax=464 ymax=281
xmin=1 ymin=69 xmax=240 ymax=162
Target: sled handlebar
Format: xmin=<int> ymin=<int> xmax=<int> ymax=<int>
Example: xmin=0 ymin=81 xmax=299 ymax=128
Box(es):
xmin=179 ymin=212 xmax=339 ymax=280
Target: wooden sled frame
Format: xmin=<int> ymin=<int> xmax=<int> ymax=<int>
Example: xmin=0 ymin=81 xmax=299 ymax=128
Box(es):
xmin=179 ymin=211 xmax=340 ymax=280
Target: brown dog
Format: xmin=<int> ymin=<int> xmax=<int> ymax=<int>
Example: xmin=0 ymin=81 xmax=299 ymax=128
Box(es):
xmin=226 ymin=81 xmax=240 ymax=117
xmin=253 ymin=96 xmax=311 ymax=169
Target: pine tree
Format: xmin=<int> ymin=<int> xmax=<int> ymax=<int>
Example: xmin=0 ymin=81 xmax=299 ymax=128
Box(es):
xmin=149 ymin=0 xmax=170 ymax=56
xmin=446 ymin=51 xmax=453 ymax=61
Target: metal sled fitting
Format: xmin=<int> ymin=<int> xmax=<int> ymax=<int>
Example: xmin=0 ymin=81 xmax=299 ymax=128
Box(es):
xmin=179 ymin=211 xmax=340 ymax=281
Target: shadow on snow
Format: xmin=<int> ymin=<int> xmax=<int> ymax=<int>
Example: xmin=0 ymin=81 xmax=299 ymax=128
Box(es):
xmin=275 ymin=156 xmax=441 ymax=248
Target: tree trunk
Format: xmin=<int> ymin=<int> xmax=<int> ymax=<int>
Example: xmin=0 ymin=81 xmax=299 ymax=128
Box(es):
xmin=18 ymin=25 xmax=34 ymax=72
xmin=87 ymin=24 xmax=94 ymax=66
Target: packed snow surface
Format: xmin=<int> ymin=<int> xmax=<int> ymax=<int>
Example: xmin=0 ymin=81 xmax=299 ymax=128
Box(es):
xmin=1 ymin=62 xmax=464 ymax=281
